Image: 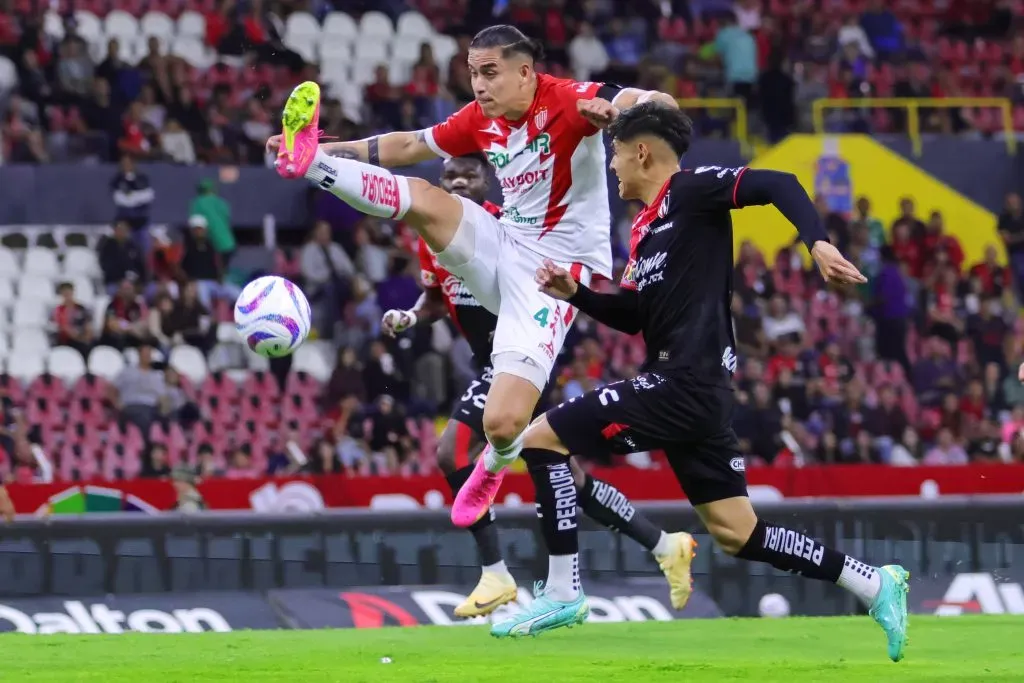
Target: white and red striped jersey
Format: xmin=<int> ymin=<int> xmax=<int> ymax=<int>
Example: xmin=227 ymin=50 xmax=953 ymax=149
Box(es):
xmin=423 ymin=74 xmax=617 ymax=278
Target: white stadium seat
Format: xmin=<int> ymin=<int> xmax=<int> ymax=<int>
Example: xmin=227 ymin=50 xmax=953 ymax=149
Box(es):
xmin=359 ymin=11 xmax=394 ymax=39
xmin=63 ymin=246 xmax=102 ymax=278
xmin=48 ymin=346 xmax=87 ymax=384
xmin=87 ymin=345 xmax=126 ymax=380
xmin=43 ymin=11 xmax=66 ymax=41
xmin=431 ymin=34 xmax=458 ymax=72
xmin=140 ymin=11 xmax=175 ymax=40
xmin=13 ymin=299 xmax=49 ymax=330
xmin=319 ymin=40 xmax=352 ymax=67
xmin=169 ymin=344 xmax=208 ymax=384
xmin=17 ymin=274 xmax=56 ymax=303
xmin=355 ymin=39 xmax=388 ymax=67
xmin=11 ymin=328 xmax=49 ymax=356
xmin=0 ymin=280 xmax=14 ymax=305
xmin=70 ymin=276 xmax=96 ymax=307
xmin=0 ymin=246 xmax=17 ymax=275
xmin=291 ymin=344 xmax=331 ymax=382
xmin=391 ymin=39 xmax=423 ymax=65
xmin=286 ymin=11 xmax=321 ymax=40
xmin=322 ymin=12 xmax=358 ymax=42
xmin=177 ymin=10 xmax=206 ymax=40
xmin=171 ymin=36 xmax=213 ymax=69
xmin=23 ymin=247 xmax=59 ymax=279
xmin=104 ymin=10 xmax=139 ymax=41
xmin=396 ymin=12 xmax=434 ymax=39
xmin=73 ymin=11 xmax=103 ymax=45
xmin=0 ymin=334 xmax=9 ymax=359
xmin=351 ymin=60 xmax=378 ymax=86
xmin=0 ymin=56 xmax=16 ymax=96
xmin=5 ymin=349 xmax=45 ymax=382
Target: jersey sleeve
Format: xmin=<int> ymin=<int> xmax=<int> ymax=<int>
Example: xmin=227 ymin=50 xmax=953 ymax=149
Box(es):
xmin=556 ymin=79 xmax=625 ymax=136
xmin=417 ymin=240 xmax=440 ymax=289
xmin=423 ymin=103 xmax=480 ymax=160
xmin=674 ymin=165 xmax=749 ymax=212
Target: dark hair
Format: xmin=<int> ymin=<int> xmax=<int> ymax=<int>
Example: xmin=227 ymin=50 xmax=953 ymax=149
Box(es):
xmin=470 ymin=25 xmax=544 ymax=62
xmin=607 ymin=102 xmax=693 ymax=158
xmin=450 ymin=152 xmax=489 ymax=167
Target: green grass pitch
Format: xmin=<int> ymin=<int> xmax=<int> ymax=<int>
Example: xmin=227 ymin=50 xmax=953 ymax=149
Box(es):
xmin=2 ymin=616 xmax=1021 ymax=682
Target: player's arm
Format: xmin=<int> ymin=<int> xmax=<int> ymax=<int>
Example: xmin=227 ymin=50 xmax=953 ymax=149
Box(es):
xmin=609 ymin=88 xmax=680 ymax=110
xmin=536 ymin=259 xmax=642 ymax=335
xmin=0 ymin=484 xmax=14 ymax=522
xmin=382 ymin=243 xmax=451 ymax=336
xmin=412 ymin=289 xmax=449 ymax=325
xmin=320 ymin=130 xmax=437 ymax=168
xmin=732 ymin=169 xmax=866 ymax=284
xmin=576 ymin=83 xmax=680 ymax=130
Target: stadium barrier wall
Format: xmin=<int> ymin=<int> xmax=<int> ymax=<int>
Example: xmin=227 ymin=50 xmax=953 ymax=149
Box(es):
xmin=1 ymin=498 xmax=1021 ymax=619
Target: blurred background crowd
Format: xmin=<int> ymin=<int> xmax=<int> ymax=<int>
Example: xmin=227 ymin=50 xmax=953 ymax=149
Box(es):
xmin=0 ymin=0 xmax=1023 ymax=488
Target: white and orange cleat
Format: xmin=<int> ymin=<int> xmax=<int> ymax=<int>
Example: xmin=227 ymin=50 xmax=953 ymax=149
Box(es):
xmin=275 ymin=81 xmax=323 ymax=179
xmin=656 ymin=532 xmax=697 ymax=610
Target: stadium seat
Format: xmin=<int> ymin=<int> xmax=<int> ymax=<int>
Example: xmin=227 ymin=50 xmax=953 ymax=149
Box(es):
xmin=360 ymin=11 xmax=394 ymax=40
xmin=0 ymin=279 xmax=14 ymax=305
xmin=87 ymin=345 xmax=126 ymax=380
xmin=104 ymin=10 xmax=139 ymax=41
xmin=62 ymin=248 xmax=101 ymax=280
xmin=322 ymin=12 xmax=359 ymax=42
xmin=285 ymin=11 xmax=321 ymax=43
xmin=69 ymin=276 xmax=96 ymax=307
xmin=396 ymin=11 xmax=433 ymax=40
xmin=430 ymin=34 xmax=458 ymax=71
xmin=27 ymin=396 xmax=64 ymax=430
xmin=22 ymin=247 xmax=59 ymax=279
xmin=285 ymin=370 xmax=322 ymax=402
xmin=43 ymin=10 xmax=65 ymax=41
xmin=72 ymin=373 xmax=110 ymax=402
xmin=0 ymin=246 xmax=18 ymax=276
xmin=171 ymin=36 xmax=212 ymax=68
xmin=169 ymin=344 xmax=208 ymax=384
xmin=6 ymin=350 xmax=45 ymax=382
xmin=392 ymin=38 xmax=423 ymax=65
xmin=0 ymin=56 xmax=16 ymax=96
xmin=17 ymin=274 xmax=56 ymax=303
xmin=13 ymin=299 xmax=50 ymax=330
xmin=69 ymin=396 xmax=108 ymax=426
xmin=47 ymin=346 xmax=87 ymax=384
xmin=176 ymin=10 xmax=206 ymax=39
xmin=140 ymin=11 xmax=175 ymax=40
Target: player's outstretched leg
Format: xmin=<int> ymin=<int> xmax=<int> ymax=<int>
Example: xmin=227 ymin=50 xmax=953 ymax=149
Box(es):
xmin=438 ymin=421 xmax=517 ymax=618
xmin=697 ymin=496 xmax=909 ymax=662
xmin=569 ymin=457 xmax=697 ymax=610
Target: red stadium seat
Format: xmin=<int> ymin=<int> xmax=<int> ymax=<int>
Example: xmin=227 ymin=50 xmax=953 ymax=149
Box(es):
xmin=72 ymin=374 xmax=111 ymax=402
xmin=27 ymin=375 xmax=69 ymax=406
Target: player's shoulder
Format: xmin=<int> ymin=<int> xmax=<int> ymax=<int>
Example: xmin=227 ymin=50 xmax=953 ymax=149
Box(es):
xmin=538 ymin=73 xmax=599 ymax=102
xmin=671 ymin=165 xmax=746 ymax=195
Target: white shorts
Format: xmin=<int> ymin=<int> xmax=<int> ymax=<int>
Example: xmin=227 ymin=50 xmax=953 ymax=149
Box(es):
xmin=434 ymin=196 xmax=592 ymax=384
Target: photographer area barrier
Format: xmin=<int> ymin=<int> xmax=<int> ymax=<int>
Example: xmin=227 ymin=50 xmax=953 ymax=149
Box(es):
xmin=1 ymin=498 xmax=1021 ymax=617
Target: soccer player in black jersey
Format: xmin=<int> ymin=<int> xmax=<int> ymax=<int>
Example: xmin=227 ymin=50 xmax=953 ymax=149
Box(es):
xmin=382 ymin=153 xmax=694 ymax=619
xmin=479 ymin=104 xmax=910 ymax=658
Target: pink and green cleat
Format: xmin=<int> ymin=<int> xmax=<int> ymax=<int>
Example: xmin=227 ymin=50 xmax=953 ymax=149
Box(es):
xmin=275 ymin=81 xmax=322 ymax=179
xmin=451 ymin=450 xmax=506 ymax=528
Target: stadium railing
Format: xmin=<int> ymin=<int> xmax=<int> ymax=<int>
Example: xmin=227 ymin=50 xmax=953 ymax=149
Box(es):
xmin=677 ymin=98 xmax=750 ymax=157
xmin=811 ymin=97 xmax=1018 ymax=157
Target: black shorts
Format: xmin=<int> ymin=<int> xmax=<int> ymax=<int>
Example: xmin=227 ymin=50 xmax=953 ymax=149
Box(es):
xmin=451 ymin=364 xmax=556 ymax=435
xmin=546 ymin=372 xmax=748 ymax=506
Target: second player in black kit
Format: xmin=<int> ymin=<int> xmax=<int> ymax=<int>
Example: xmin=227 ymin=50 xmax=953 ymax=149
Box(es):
xmin=517 ymin=102 xmax=909 ymax=659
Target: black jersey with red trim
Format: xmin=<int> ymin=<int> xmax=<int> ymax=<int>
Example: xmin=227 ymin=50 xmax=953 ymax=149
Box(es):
xmin=418 ymin=200 xmax=502 ymax=367
xmin=620 ymin=165 xmax=751 ymax=386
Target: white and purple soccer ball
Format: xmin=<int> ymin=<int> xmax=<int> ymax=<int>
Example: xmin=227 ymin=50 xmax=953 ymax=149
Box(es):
xmin=234 ymin=276 xmax=311 ymax=358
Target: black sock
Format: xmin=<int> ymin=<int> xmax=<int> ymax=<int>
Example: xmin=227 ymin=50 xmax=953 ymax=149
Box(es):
xmin=522 ymin=448 xmax=579 ymax=555
xmin=577 ymin=474 xmax=663 ymax=551
xmin=446 ymin=465 xmax=502 ymax=567
xmin=736 ymin=519 xmax=845 ymax=582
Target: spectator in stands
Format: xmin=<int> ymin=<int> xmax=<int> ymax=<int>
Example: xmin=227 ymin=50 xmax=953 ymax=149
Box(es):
xmin=735 ymin=382 xmax=782 ymax=463
xmin=56 ymin=36 xmax=95 ymax=105
xmin=569 ymin=22 xmax=609 ymax=82
xmin=367 ymin=394 xmax=411 ymax=471
xmin=758 ymin=56 xmax=796 ymax=143
xmin=970 ymin=245 xmax=1011 ymax=299
xmin=180 ymin=215 xmax=239 ymax=308
xmin=967 ymin=297 xmax=1009 ymax=370
xmin=851 ymin=196 xmax=886 ymax=248
xmin=922 ymin=211 xmax=965 ymax=272
xmin=148 ymin=292 xmax=176 ymax=352
xmin=100 ymin=278 xmax=149 ymax=349
xmin=301 ymin=221 xmax=355 ymax=339
xmin=365 ymin=64 xmax=401 ymax=130
xmin=323 ymin=347 xmax=367 ymax=407
xmin=912 ymin=337 xmax=960 ymax=407
xmin=603 ymin=18 xmax=644 ymax=82
xmin=2 ymin=93 xmax=48 ymax=163
xmin=376 ymin=255 xmax=420 ymax=318
xmin=172 ymin=466 xmax=208 ymax=512
xmin=815 ymin=430 xmax=841 ymax=464
xmin=52 ymin=282 xmax=94 ymax=358
xmin=762 ymin=294 xmax=806 ymax=343
xmin=99 ymin=220 xmax=146 ymax=294
xmin=225 ymin=446 xmax=259 ymax=479
xmin=998 ymin=192 xmax=1024 ymax=294
xmin=141 ymin=443 xmax=172 ymax=479
xmin=168 ymin=281 xmax=213 ymax=352
xmin=195 ymin=444 xmax=224 ymax=479
xmin=889 ymin=426 xmax=923 ymax=465
xmin=189 ymin=180 xmax=235 ymax=262
xmin=714 ymin=11 xmax=758 ymax=106
xmin=308 ymin=439 xmax=343 ymax=474
xmin=860 ymin=0 xmax=903 ymax=57
xmin=867 ymin=385 xmax=909 ymax=441
xmin=967 ymin=420 xmax=1004 ymax=462
xmin=160 ymin=119 xmax=196 ymax=164
xmin=111 ymin=155 xmax=154 ymax=237
xmin=871 ymin=246 xmax=912 ymax=373
xmin=111 ymin=344 xmax=165 ymax=436
xmin=363 ymin=339 xmax=406 ymax=402
xmin=851 ymin=430 xmax=881 ymax=464
xmin=838 ymin=13 xmax=875 ymax=58
xmin=353 ymin=220 xmax=390 ymax=284
xmin=923 ymin=427 xmax=968 ymax=465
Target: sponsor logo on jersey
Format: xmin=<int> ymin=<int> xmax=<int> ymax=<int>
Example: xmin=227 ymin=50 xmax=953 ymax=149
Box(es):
xmin=500 ymin=168 xmax=551 ymax=193
xmin=721 ymin=346 xmax=738 ymax=374
xmin=441 ymin=275 xmax=482 ymax=307
xmin=632 ymin=251 xmax=668 ymax=291
xmin=485 ymin=133 xmax=552 ymax=169
xmin=650 ymin=221 xmax=673 ymax=234
xmin=730 ymin=457 xmax=746 ymax=472
xmin=534 ymin=107 xmax=548 ymax=131
xmin=695 ymin=165 xmax=744 ymax=179
xmin=630 ymin=374 xmax=660 ymax=392
xmin=504 ymin=206 xmax=538 ymax=225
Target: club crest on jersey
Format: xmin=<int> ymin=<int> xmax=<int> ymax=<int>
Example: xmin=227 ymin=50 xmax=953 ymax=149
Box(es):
xmin=657 ymin=192 xmax=671 ymax=218
xmin=534 ymin=107 xmax=548 ymax=131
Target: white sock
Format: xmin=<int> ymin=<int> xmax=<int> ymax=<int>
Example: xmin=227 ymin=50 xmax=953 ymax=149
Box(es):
xmin=545 ymin=554 xmax=580 ymax=602
xmin=837 ymin=556 xmax=882 ymax=607
xmin=482 ymin=560 xmax=510 ymax=576
xmin=651 ymin=531 xmax=671 ymax=558
xmin=483 ymin=431 xmax=524 ymax=473
xmin=304 ymin=148 xmax=411 ymax=219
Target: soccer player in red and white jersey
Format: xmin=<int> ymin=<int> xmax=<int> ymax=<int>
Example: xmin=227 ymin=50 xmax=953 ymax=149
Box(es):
xmin=267 ymin=25 xmax=681 ymax=556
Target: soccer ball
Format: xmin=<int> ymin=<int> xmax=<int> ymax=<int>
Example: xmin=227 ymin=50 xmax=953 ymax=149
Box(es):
xmin=234 ymin=276 xmax=311 ymax=358
xmin=757 ymin=593 xmax=791 ymax=618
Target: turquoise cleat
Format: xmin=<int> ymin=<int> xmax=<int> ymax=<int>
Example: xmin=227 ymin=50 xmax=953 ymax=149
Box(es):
xmin=869 ymin=564 xmax=910 ymax=662
xmin=491 ymin=582 xmax=589 ymax=639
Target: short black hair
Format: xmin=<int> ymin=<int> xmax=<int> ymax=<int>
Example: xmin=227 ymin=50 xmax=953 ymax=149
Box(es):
xmin=449 ymin=152 xmax=489 ymax=167
xmin=470 ymin=25 xmax=544 ymax=62
xmin=607 ymin=102 xmax=693 ymax=159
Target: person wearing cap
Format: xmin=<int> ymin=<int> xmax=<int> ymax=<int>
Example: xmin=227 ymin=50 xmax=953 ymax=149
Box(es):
xmin=180 ymin=213 xmax=240 ymax=308
xmin=189 ymin=179 xmax=236 ymax=261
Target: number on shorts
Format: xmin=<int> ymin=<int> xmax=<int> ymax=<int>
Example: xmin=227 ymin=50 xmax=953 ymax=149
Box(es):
xmin=533 ymin=307 xmax=550 ymax=328
xmin=461 ymin=381 xmax=487 ymax=410
xmin=598 ymin=387 xmax=620 ymax=406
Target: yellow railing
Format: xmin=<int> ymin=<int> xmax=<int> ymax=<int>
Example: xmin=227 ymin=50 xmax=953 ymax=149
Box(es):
xmin=676 ymin=98 xmax=750 ymax=157
xmin=812 ymin=97 xmax=1017 ymax=157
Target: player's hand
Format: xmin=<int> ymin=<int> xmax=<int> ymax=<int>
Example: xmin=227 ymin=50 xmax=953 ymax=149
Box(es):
xmin=1018 ymin=362 xmax=1024 ymax=383
xmin=382 ymin=309 xmax=417 ymax=337
xmin=265 ymin=134 xmax=282 ymax=155
xmin=577 ymin=98 xmax=619 ymax=129
xmin=536 ymin=259 xmax=579 ymax=300
xmin=810 ymin=242 xmax=867 ymax=285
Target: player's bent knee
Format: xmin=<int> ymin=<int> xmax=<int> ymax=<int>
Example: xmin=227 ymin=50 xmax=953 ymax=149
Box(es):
xmin=706 ymin=522 xmax=749 ymax=556
xmin=482 ymin=409 xmax=529 ymax=449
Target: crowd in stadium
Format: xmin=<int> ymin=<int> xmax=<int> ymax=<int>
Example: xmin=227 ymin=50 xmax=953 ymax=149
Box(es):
xmin=1 ymin=0 xmax=1024 ymax=484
